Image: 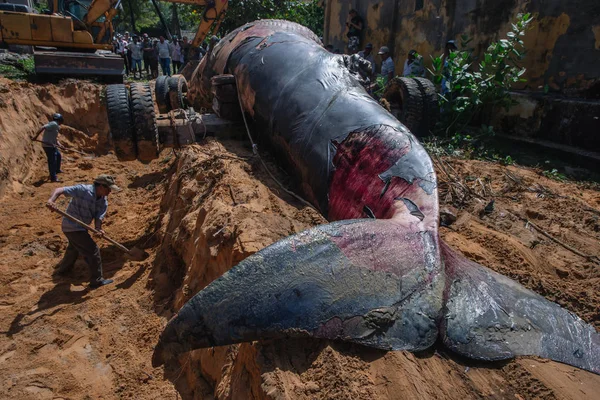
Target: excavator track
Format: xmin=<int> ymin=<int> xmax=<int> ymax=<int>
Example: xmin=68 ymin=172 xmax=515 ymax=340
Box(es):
xmin=34 ymin=51 xmax=124 ymax=80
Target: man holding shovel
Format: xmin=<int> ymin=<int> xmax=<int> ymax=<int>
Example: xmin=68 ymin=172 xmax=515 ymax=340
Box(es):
xmin=31 ymin=113 xmax=64 ymax=182
xmin=46 ymin=174 xmax=119 ymax=288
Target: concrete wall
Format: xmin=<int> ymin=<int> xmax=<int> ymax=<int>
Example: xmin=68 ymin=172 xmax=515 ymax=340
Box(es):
xmin=324 ymin=0 xmax=600 ymax=96
xmin=1 ymin=0 xmax=33 ymax=7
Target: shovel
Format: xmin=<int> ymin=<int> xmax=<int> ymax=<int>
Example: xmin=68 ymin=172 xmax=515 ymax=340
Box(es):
xmin=50 ymin=207 xmax=147 ymax=261
xmin=34 ymin=139 xmax=95 ymax=159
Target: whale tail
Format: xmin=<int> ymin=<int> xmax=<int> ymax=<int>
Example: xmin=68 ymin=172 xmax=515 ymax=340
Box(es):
xmin=152 ymin=222 xmax=599 ymax=375
xmin=152 ymin=218 xmax=445 ymax=366
xmin=440 ymin=242 xmax=599 ymax=374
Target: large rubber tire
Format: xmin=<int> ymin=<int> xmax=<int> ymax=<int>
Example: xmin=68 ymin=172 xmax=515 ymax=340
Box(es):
xmin=105 ymin=84 xmax=136 ymax=161
xmin=383 ymin=77 xmax=424 ymax=136
xmin=155 ymin=75 xmax=170 ymax=113
xmin=130 ymin=82 xmax=159 ymax=162
xmin=413 ymin=77 xmax=439 ymax=136
xmin=167 ymin=75 xmax=188 ymax=111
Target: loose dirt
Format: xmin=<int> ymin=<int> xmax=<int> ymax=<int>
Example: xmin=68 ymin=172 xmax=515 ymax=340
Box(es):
xmin=0 ymin=79 xmax=599 ymax=400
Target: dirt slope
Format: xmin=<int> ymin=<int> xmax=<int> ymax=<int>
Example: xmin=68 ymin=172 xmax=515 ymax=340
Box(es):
xmin=0 ymin=77 xmax=109 ymax=198
xmin=0 ymin=79 xmax=599 ymax=400
xmin=153 ymin=142 xmax=600 ymax=400
xmin=0 ymin=145 xmax=180 ymax=398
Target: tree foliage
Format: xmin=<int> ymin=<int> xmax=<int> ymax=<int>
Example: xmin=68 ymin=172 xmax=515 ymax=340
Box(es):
xmin=113 ymin=0 xmax=324 ymax=39
xmin=113 ymin=0 xmax=172 ymax=33
xmin=428 ymin=13 xmax=533 ymax=137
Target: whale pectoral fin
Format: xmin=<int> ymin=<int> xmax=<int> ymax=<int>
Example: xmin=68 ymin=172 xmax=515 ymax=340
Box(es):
xmin=153 ymin=219 xmax=445 ymax=367
xmin=441 ymin=242 xmax=600 ymax=374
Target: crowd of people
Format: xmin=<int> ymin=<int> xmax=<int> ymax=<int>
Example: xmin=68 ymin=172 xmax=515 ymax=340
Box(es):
xmin=112 ymin=32 xmax=207 ymax=79
xmin=328 ymin=8 xmax=444 ymax=88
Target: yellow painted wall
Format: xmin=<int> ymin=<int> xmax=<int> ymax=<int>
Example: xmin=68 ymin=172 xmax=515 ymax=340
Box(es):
xmin=325 ymin=0 xmax=600 ymax=95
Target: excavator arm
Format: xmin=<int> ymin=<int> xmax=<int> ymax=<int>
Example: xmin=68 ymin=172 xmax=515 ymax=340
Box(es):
xmin=83 ymin=0 xmax=120 ymax=25
xmin=161 ymin=0 xmax=228 ymax=47
xmin=83 ymin=0 xmax=226 ymax=49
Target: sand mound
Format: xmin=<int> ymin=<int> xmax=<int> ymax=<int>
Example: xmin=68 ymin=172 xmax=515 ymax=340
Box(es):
xmin=0 ymin=76 xmax=598 ymax=399
xmin=0 ymin=78 xmax=109 ymax=197
xmin=152 ymin=141 xmax=600 ymax=399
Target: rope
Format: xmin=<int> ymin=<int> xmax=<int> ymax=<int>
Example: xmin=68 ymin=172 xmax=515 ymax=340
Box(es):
xmin=234 ymin=77 xmax=317 ymax=211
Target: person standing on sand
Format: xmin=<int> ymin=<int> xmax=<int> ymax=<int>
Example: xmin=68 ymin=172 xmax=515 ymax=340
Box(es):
xmin=46 ymin=174 xmax=119 ymax=288
xmin=31 ymin=113 xmax=64 ymax=183
xmin=157 ymin=36 xmax=172 ymax=76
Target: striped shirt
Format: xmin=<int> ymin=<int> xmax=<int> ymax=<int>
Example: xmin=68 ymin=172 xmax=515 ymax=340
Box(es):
xmin=61 ymin=184 xmax=108 ymax=232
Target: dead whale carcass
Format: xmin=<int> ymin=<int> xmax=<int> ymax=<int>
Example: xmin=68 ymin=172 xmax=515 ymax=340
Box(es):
xmin=153 ymin=20 xmax=600 ymax=375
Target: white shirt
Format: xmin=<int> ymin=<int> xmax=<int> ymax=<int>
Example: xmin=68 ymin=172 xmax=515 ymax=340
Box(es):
xmin=117 ymin=40 xmax=127 ymax=54
xmin=170 ymin=43 xmax=182 ymax=61
xmin=128 ymin=42 xmax=143 ymax=60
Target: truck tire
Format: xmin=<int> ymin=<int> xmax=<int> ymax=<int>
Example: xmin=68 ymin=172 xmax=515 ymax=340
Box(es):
xmin=155 ymin=75 xmax=170 ymax=113
xmin=130 ymin=82 xmax=159 ymax=162
xmin=383 ymin=77 xmax=424 ymax=136
xmin=167 ymin=75 xmax=188 ymax=110
xmin=413 ymin=77 xmax=439 ymax=136
xmin=105 ymin=84 xmax=136 ymax=161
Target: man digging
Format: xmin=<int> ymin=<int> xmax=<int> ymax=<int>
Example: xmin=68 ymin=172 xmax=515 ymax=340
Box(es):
xmin=47 ymin=175 xmax=119 ymax=288
xmin=31 ymin=113 xmax=64 ymax=183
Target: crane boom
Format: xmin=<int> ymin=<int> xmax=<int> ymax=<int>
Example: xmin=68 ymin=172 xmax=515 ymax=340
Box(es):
xmin=165 ymin=0 xmax=228 ymax=47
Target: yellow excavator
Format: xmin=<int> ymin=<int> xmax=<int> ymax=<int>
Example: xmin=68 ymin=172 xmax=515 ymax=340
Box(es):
xmin=0 ymin=0 xmax=227 ymax=78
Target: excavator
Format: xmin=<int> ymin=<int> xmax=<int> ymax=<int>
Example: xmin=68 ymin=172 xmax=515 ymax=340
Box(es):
xmin=0 ymin=0 xmax=227 ymax=78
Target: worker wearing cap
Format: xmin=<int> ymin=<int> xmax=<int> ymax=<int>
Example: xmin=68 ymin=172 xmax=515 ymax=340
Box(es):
xmin=358 ymin=43 xmax=375 ymax=76
xmin=46 ymin=175 xmax=119 ymax=288
xmin=378 ymin=46 xmax=395 ymax=84
xmin=403 ymin=49 xmax=425 ymax=77
xmin=31 ymin=113 xmax=64 ymax=183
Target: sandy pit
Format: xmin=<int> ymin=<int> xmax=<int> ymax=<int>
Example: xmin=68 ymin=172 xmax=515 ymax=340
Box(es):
xmin=0 ymin=79 xmax=599 ymax=399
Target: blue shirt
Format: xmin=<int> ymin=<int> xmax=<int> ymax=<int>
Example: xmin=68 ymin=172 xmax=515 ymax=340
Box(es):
xmin=380 ymin=57 xmax=395 ymax=82
xmin=61 ymin=184 xmax=108 ymax=232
